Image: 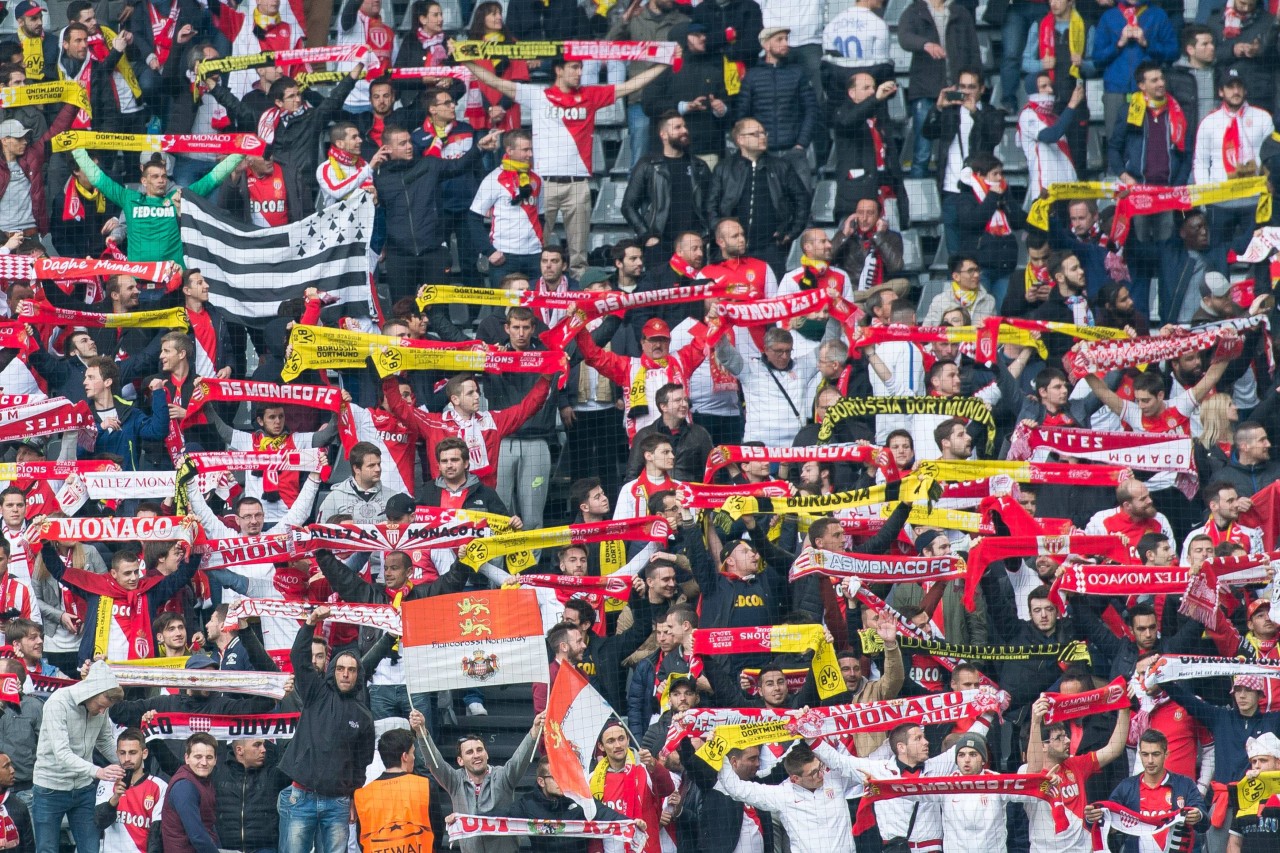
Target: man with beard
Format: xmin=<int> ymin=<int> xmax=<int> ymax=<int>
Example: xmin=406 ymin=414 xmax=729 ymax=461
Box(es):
xmin=1047 ymin=198 xmax=1125 ymax=297
xmin=94 ymin=729 xmax=164 ymax=853
xmin=1031 ymin=251 xmax=1092 ymax=365
xmin=777 ymin=228 xmax=852 ymax=341
xmin=1182 ymin=481 xmax=1264 ymax=561
xmin=623 ymin=112 xmax=712 ymax=261
xmin=509 ymin=756 xmax=632 ymax=853
xmin=1084 ymin=479 xmax=1177 ymax=547
xmin=1159 ymin=209 xmax=1213 ymax=324
xmin=642 ymin=24 xmax=730 ymax=167
xmin=606 ymin=0 xmax=689 ymax=168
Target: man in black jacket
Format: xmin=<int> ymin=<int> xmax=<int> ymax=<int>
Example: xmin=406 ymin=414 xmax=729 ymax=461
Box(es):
xmin=276 ymin=609 xmax=375 ymax=853
xmin=642 ymin=24 xmax=731 ymax=163
xmin=212 ymin=738 xmax=289 ymax=853
xmin=213 ymin=65 xmax=361 ymax=222
xmin=623 ymin=112 xmax=713 ymax=260
xmin=508 ymin=757 xmax=631 ymax=853
xmin=708 ymin=117 xmax=810 ymax=275
xmin=418 ymin=438 xmax=512 ymax=517
xmin=373 ymin=123 xmax=498 ymax=305
xmin=560 ymin=593 xmax=654 ymax=712
xmin=737 ymin=27 xmax=818 ymax=193
xmin=678 ymin=741 xmax=780 ymax=853
xmin=831 ymin=72 xmax=902 ymax=224
xmin=690 ymin=0 xmax=764 ymax=75
xmin=625 ymin=383 xmax=713 ymax=482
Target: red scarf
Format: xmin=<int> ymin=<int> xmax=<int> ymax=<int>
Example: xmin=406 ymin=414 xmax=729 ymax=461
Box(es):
xmin=1223 ymin=105 xmax=1248 ymax=175
xmin=149 ymin=1 xmax=180 ymax=65
xmin=867 ymin=117 xmax=886 ymax=170
xmin=496 ymin=161 xmax=543 ymax=242
xmin=670 ymin=253 xmax=698 ymax=279
xmin=967 ymin=171 xmax=1012 ymax=235
xmin=1223 ymin=0 xmax=1247 ymax=37
xmin=1120 ymin=1 xmax=1146 ymax=28
xmin=62 ymin=176 xmax=106 ymax=222
xmin=68 ymin=568 xmax=175 ymax=659
xmin=421 ymin=119 xmax=453 ymax=158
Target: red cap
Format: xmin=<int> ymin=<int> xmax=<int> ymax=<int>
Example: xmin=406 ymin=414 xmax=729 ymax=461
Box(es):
xmin=641 ymin=317 xmax=671 ymax=340
xmin=1249 ymin=598 xmax=1272 ymax=619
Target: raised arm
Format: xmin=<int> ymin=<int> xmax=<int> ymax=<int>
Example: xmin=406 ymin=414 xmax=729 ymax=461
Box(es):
xmin=462 ymin=61 xmax=518 ymax=99
xmin=615 ymin=62 xmax=671 ymax=101
xmin=315 ymin=550 xmax=381 ymax=604
xmin=1094 ymin=706 xmax=1132 ymax=768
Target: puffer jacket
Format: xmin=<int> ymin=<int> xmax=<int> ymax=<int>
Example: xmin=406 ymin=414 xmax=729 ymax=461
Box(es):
xmin=690 ymin=0 xmax=764 ymax=69
xmin=735 ymin=57 xmax=818 ymax=149
xmin=212 ymin=744 xmax=290 ymax=852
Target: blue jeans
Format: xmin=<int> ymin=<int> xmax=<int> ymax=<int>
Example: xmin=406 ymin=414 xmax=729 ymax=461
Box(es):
xmin=32 ymin=784 xmax=97 ymax=853
xmin=277 ymin=786 xmax=351 ymax=853
xmin=941 ymin=191 xmax=962 ymax=255
xmin=628 ymin=103 xmax=650 ymax=167
xmin=1000 ymin=1 xmax=1044 ymax=108
xmin=909 ymin=98 xmax=934 ymax=178
xmin=172 ymin=155 xmax=215 ymax=188
xmin=487 ymin=251 xmax=543 ymax=287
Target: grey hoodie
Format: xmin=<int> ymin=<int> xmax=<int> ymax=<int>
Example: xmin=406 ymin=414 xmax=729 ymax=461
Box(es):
xmin=32 ymin=661 xmax=120 ymax=791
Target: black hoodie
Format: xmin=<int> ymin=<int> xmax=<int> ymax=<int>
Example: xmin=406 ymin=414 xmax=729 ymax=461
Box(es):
xmin=277 ymin=622 xmax=375 ymax=796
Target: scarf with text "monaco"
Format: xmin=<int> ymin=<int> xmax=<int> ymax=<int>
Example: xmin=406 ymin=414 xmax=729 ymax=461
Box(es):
xmin=1042 ymin=676 xmax=1131 ymax=724
xmin=225 ymin=598 xmax=402 ymax=634
xmin=1007 ymin=422 xmax=1198 ymax=499
xmin=790 ymin=547 xmax=964 ymax=584
xmin=703 ymin=443 xmax=900 ymax=484
xmin=141 ymin=712 xmax=300 ymax=740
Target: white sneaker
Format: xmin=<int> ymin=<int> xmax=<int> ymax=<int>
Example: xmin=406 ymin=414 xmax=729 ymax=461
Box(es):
xmin=466 ymin=701 xmax=488 ymax=716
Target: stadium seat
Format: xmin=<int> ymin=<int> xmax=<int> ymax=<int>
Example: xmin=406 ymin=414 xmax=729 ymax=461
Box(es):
xmin=591 ymin=180 xmax=629 ymax=226
xmin=916 ymin=279 xmax=948 ymax=320
xmin=997 ymin=127 xmax=1027 ymax=173
xmin=900 ymin=230 xmax=924 ymax=273
xmin=929 ymin=239 xmax=950 ymax=273
xmin=611 ymin=138 xmax=632 ymax=176
xmin=597 ymin=100 xmax=626 ymax=128
xmin=811 ymin=180 xmax=837 ymax=224
xmin=591 ymin=135 xmax=606 ymax=176
xmin=888 ymin=88 xmax=906 ymax=123
xmin=1087 ymin=126 xmax=1106 ymax=173
xmin=903 ymin=178 xmax=941 ymax=224
xmin=884 ymin=0 xmax=911 ymax=26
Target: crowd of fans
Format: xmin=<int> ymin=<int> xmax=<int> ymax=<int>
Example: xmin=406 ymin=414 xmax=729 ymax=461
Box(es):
xmin=2 ymin=0 xmax=1280 ymax=850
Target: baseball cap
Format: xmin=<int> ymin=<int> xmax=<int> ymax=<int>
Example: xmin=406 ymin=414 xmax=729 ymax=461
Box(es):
xmin=914 ymin=529 xmax=943 ymax=554
xmin=641 ymin=317 xmax=671 ymax=340
xmin=759 ymin=26 xmax=790 ymax=45
xmin=0 ymin=120 xmax=29 ymax=139
xmin=385 ymin=493 xmax=417 ymax=519
xmin=13 ymin=1 xmax=42 ymax=18
xmin=1248 ymin=598 xmax=1272 ymax=619
xmin=185 ymin=653 xmax=219 ymax=670
xmin=578 ymin=268 xmax=614 ymax=288
xmin=1218 ymin=67 xmax=1247 ymax=89
xmin=1248 ymin=732 xmax=1280 ymax=759
xmin=1201 ymin=272 xmax=1232 ymax=299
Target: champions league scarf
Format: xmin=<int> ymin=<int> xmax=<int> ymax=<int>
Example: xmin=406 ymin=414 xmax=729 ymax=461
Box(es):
xmin=141 ymin=712 xmax=300 ymax=740
xmin=1042 ymin=676 xmax=1131 ymax=724
xmin=5 ymin=257 xmax=180 ymax=286
xmin=915 ymin=459 xmax=1130 ymax=487
xmin=370 ymin=340 xmax=567 ymax=380
xmin=196 ymin=45 xmax=370 ymax=79
xmin=963 ymin=534 xmax=1135 ymax=609
xmin=691 ymin=625 xmax=845 ymax=699
xmin=1064 ymin=324 xmax=1245 ymax=378
xmin=717 ymin=476 xmax=938 ymax=520
xmin=789 ymin=547 xmax=964 ymax=584
xmin=51 ymin=131 xmax=265 ymax=156
xmin=1111 ymin=176 xmax=1265 ymax=246
xmin=460 ymin=517 xmax=668 ymax=570
xmin=703 ymin=443 xmax=899 ymax=484
xmin=225 ymin=598 xmax=402 ymax=635
xmin=819 ymin=396 xmax=996 ymax=453
xmin=1007 ymin=423 xmax=1198 ymax=499
xmin=451 ymin=38 xmax=678 ymax=66
xmin=447 ymin=816 xmax=646 ymax=853
xmin=0 ymin=460 xmax=116 ymax=481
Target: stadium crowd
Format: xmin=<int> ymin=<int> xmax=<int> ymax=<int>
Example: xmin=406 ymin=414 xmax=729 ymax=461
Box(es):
xmin=4 ymin=0 xmax=1280 ymax=850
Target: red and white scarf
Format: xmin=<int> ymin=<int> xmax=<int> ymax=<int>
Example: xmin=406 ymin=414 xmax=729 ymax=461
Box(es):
xmin=1089 ymin=801 xmax=1184 ymax=853
xmin=1048 ymin=565 xmax=1192 ymax=612
xmin=448 ymin=816 xmax=646 ymax=853
xmin=1042 ymin=676 xmax=1131 ymax=724
xmin=141 ymin=711 xmax=300 ymax=740
xmin=962 ymin=168 xmax=1011 ymax=236
xmin=703 ymin=443 xmax=899 ymax=483
xmin=789 ymin=547 xmax=964 ymax=584
xmin=225 ymin=597 xmax=402 ymax=634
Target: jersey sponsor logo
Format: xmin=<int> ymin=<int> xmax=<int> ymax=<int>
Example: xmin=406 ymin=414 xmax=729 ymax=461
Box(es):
xmin=735 ymin=594 xmax=765 ymax=607
xmin=132 ymin=206 xmax=176 ymax=219
xmin=544 ymin=105 xmax=588 ymax=121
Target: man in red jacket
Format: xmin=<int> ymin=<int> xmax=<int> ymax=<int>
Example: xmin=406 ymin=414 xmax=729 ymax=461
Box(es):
xmin=380 ymin=372 xmax=552 ymax=488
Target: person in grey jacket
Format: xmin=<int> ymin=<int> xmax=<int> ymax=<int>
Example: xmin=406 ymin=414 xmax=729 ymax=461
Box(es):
xmin=409 ymin=708 xmax=545 ymax=853
xmin=0 ymin=660 xmax=41 ymax=811
xmin=31 ymin=661 xmax=125 ymax=853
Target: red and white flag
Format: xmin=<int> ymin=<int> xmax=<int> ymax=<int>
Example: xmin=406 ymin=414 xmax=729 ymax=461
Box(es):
xmin=401 ymin=589 xmax=547 ymax=694
xmin=545 ymin=662 xmax=617 ymax=818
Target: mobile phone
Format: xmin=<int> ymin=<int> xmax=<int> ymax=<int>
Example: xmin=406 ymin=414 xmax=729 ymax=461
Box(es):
xmin=945 ymin=90 xmax=965 ymax=102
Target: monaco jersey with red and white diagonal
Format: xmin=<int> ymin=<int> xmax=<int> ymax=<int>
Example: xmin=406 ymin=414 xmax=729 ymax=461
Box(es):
xmin=515 ymin=83 xmax=616 ymax=177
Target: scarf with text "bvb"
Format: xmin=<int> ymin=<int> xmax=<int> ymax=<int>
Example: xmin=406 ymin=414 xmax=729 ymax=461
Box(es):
xmin=676 ymin=688 xmax=1009 ymax=757
xmin=1089 ymin=801 xmax=1185 ymax=853
xmin=703 ymin=443 xmax=900 ymax=484
xmin=858 ymin=630 xmax=1091 ymax=665
xmin=717 ymin=476 xmax=938 ymax=521
xmin=447 ymin=816 xmax=646 ymax=853
xmin=225 ymin=598 xmax=402 ymax=634
xmin=0 ymin=80 xmax=89 ymax=111
xmin=1006 ymin=422 xmax=1198 ymax=499
xmin=1126 ymin=93 xmax=1186 ymax=149
xmin=844 ymin=504 xmax=997 ymax=535
xmin=789 ymin=547 xmax=964 ymax=584
xmin=51 ymin=131 xmax=265 ymax=156
xmin=819 ymin=397 xmax=996 ymax=453
xmin=540 ymin=281 xmax=749 ymax=350
xmin=415 ymin=284 xmax=593 ymax=312
xmin=196 ymin=44 xmax=369 ymax=79
xmin=676 ymin=480 xmax=794 ymax=511
xmin=369 ymin=340 xmax=567 ymax=380
xmin=186 ymin=378 xmax=356 ymax=450
xmin=962 ymin=534 xmax=1136 ymax=609
xmin=18 ymin=300 xmax=186 ymax=329
xmin=1042 ymin=676 xmax=1131 ymax=724
xmin=691 ymin=625 xmax=845 ymax=699
xmin=1048 ymin=565 xmax=1194 ymax=612
xmin=2 ymin=254 xmax=180 ymax=284
xmin=141 ymin=712 xmax=300 ymax=741
xmin=460 ymin=517 xmax=668 ymax=570
xmin=279 ymin=323 xmax=481 ymax=379
xmin=1235 ymin=771 xmax=1280 ymax=819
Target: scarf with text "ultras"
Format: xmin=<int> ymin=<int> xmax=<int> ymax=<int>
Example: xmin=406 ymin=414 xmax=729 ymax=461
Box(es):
xmin=691 ymin=624 xmax=845 ymax=699
xmin=447 ymin=816 xmax=646 ymax=853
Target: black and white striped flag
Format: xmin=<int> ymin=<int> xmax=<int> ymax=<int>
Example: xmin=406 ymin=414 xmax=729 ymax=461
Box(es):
xmin=179 ymin=190 xmax=374 ymax=327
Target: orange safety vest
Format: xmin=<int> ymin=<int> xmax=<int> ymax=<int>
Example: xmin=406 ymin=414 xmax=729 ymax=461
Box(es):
xmin=353 ymin=773 xmax=435 ymax=853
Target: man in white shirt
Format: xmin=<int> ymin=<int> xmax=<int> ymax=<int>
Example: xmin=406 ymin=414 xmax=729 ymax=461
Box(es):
xmin=470 ymin=129 xmax=545 ymax=287
xmin=1193 ymin=68 xmax=1273 ymax=270
xmin=463 ymin=54 xmax=671 ymax=276
xmin=717 ymin=326 xmax=823 ymax=446
xmin=940 ymin=733 xmax=1011 ymax=853
xmin=823 ymin=0 xmax=890 ymax=71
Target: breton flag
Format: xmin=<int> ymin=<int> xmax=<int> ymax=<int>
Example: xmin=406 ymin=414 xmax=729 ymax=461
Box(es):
xmin=179 ymin=190 xmax=374 ymax=327
xmin=544 ymin=662 xmax=617 ymax=818
xmin=401 ymin=589 xmax=548 ymax=693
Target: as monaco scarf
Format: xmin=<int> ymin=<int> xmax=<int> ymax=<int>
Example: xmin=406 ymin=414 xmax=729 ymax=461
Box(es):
xmin=225 ymin=598 xmax=402 ymax=634
xmin=447 ymin=816 xmax=646 ymax=853
xmin=141 ymin=712 xmax=300 ymax=740
xmin=450 ymin=38 xmax=678 ymax=67
xmin=692 ymin=625 xmax=844 ymax=699
xmin=198 ymin=531 xmax=292 ymax=570
xmin=1064 ymin=323 xmax=1244 ymax=377
xmin=1089 ymin=801 xmax=1184 ymax=853
xmin=511 ymin=574 xmax=632 ymax=600
xmin=963 ymin=534 xmax=1135 ymax=609
xmin=1049 ymin=565 xmax=1192 ymax=611
xmin=415 ymin=284 xmax=593 ymax=313
xmin=110 ymin=664 xmax=291 ymax=698
xmin=51 ymin=131 xmax=265 ymax=156
xmin=0 ymin=399 xmax=95 ymax=448
xmin=859 ymin=630 xmax=1091 ymax=665
xmin=26 ymin=514 xmax=195 ymax=549
xmin=186 ymin=378 xmax=356 ymax=449
xmin=3 ymin=257 xmax=180 ymax=286
xmin=676 ymin=480 xmax=793 ymax=510
xmin=703 ymin=443 xmax=899 ymax=483
xmin=789 ymin=547 xmax=963 ymax=584
xmin=290 ymin=520 xmax=485 ymax=556
xmin=460 ymin=517 xmax=668 ymax=570
xmin=710 ymin=290 xmax=838 ymax=342
xmin=19 ymin=301 xmax=185 ymax=330
xmin=858 ymin=774 xmax=1066 ymax=833
xmin=1042 ymin=676 xmax=1130 ymax=724
xmin=1006 ymin=422 xmax=1197 ymax=499
xmin=540 ymin=281 xmax=748 ymax=350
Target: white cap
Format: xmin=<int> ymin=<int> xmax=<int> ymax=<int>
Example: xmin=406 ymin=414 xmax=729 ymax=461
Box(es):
xmin=1246 ymin=732 xmax=1280 ymax=760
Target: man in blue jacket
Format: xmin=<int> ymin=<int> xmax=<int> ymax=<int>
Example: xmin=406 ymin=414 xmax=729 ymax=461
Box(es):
xmin=1085 ymin=729 xmax=1207 ymax=852
xmin=1092 ymin=0 xmax=1177 ymax=144
xmin=80 ymin=356 xmax=169 ymax=472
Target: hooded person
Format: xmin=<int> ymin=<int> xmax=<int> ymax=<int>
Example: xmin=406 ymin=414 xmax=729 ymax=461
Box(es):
xmin=32 ymin=661 xmax=125 ymax=853
xmin=275 ymin=605 xmax=375 ymax=853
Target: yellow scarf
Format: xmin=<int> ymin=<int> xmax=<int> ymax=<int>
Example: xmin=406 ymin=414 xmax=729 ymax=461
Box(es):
xmin=253 ymin=8 xmax=281 ymax=29
xmin=99 ymin=26 xmax=142 ymax=98
xmin=589 ymin=749 xmax=637 ymax=799
xmin=629 ymin=357 xmax=667 ymax=419
xmin=75 ymin=179 xmax=107 ymax=214
xmin=21 ymin=34 xmax=44 ymax=80
xmin=501 ymin=157 xmax=532 ymax=188
xmin=951 ymin=280 xmax=978 ymax=309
